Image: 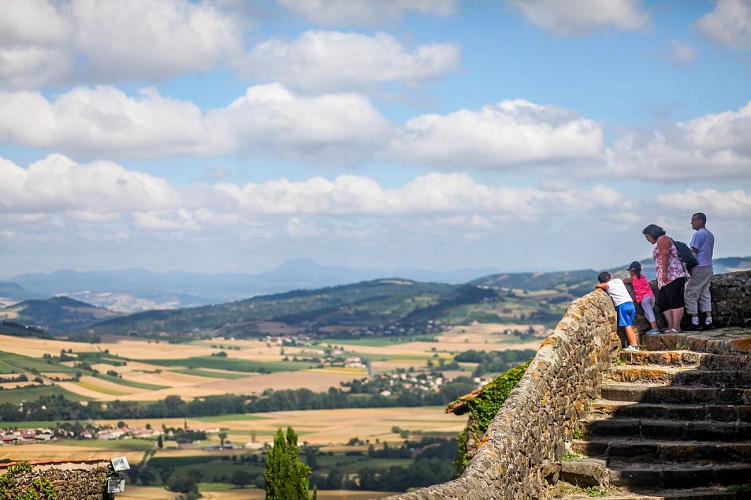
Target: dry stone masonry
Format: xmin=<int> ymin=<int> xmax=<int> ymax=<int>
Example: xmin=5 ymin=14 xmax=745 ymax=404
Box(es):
xmin=392 ymin=270 xmax=751 ymax=500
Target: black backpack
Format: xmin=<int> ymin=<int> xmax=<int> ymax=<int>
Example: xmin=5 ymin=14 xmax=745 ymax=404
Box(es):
xmin=673 ymin=240 xmax=698 ymax=271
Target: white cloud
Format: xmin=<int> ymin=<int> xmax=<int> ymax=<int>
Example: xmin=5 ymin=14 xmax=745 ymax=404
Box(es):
xmin=388 ymin=99 xmax=604 ymax=169
xmin=234 ymin=30 xmax=460 ymax=92
xmin=0 ymin=0 xmax=74 ymax=89
xmin=0 ymin=154 xmax=181 ymax=215
xmin=504 ymin=0 xmax=650 ymax=36
xmin=0 ymin=0 xmax=243 ymax=89
xmin=71 ymin=0 xmax=242 ymax=80
xmin=221 ymin=84 xmax=393 ymax=164
xmin=0 ymin=84 xmax=391 ymax=163
xmin=605 ymin=100 xmax=751 ymax=181
xmin=696 ymin=0 xmax=751 ymax=50
xmin=277 ymin=0 xmax=457 ymax=26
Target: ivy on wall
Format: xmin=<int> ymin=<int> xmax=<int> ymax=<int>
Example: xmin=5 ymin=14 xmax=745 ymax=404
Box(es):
xmin=451 ymin=360 xmax=531 ymax=475
xmin=0 ymin=462 xmax=57 ymax=500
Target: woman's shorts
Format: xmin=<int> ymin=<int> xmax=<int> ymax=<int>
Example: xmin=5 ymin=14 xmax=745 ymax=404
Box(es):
xmin=658 ymin=277 xmax=686 ymax=310
xmin=616 ymin=302 xmax=635 ymax=327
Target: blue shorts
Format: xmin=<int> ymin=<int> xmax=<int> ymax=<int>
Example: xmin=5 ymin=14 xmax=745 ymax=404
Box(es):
xmin=616 ymin=302 xmax=635 ymax=327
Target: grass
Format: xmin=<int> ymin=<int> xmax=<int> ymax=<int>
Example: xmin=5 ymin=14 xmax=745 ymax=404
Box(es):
xmin=173 ymin=368 xmax=249 ymax=379
xmin=149 ymin=455 xmax=219 ymax=468
xmin=76 ymin=380 xmax=131 ymax=396
xmin=96 ymin=373 xmax=169 ymax=390
xmin=0 ymin=351 xmax=79 ymax=374
xmin=193 ymin=414 xmax=270 ymax=423
xmin=55 ymin=438 xmax=155 ymax=451
xmin=145 ymin=356 xmax=309 ymax=373
xmin=328 ymin=336 xmax=438 ymax=347
xmin=0 ymin=384 xmax=89 ymax=404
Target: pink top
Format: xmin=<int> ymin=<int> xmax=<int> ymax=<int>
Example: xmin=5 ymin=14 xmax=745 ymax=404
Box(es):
xmin=631 ymin=274 xmax=654 ymax=303
xmin=653 ymin=238 xmax=686 ymax=288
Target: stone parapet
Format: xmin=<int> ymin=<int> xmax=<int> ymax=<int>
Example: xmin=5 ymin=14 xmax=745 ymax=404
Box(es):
xmin=389 ymin=289 xmax=620 ymax=499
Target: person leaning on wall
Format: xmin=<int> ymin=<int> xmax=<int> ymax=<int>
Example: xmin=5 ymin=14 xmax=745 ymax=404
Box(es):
xmin=641 ymin=224 xmax=686 ymax=333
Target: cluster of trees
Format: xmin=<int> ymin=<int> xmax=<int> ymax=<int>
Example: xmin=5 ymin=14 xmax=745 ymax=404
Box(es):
xmin=454 ymin=349 xmax=536 ymax=376
xmin=2 ymin=374 xmax=483 ymax=422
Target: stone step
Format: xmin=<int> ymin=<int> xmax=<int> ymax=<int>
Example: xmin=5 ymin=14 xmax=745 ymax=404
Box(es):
xmin=606 ymin=366 xmax=751 ymax=387
xmin=588 ymin=399 xmax=751 ymax=422
xmin=601 ymin=383 xmax=751 ymax=404
xmin=642 ymin=330 xmax=751 ymax=355
xmin=620 ymin=350 xmax=751 ymax=371
xmin=570 ymin=437 xmax=751 ymax=463
xmin=558 ymin=486 xmax=738 ymax=500
xmin=580 ymin=418 xmax=751 ymax=441
xmin=606 ymin=461 xmax=751 ymax=489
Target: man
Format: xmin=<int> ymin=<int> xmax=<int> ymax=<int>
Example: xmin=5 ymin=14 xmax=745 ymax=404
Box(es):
xmin=685 ymin=212 xmax=715 ymax=331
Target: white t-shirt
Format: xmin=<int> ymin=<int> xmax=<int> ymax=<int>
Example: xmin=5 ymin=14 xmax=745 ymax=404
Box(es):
xmin=606 ymin=279 xmax=632 ymax=306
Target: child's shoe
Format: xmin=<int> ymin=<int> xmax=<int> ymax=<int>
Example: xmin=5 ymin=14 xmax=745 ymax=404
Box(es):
xmin=703 ymin=322 xmax=715 ymax=331
xmin=623 ymin=345 xmax=639 ymax=352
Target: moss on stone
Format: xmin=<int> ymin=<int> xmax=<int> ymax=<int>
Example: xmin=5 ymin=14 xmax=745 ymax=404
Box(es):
xmin=452 ymin=360 xmax=531 ymax=475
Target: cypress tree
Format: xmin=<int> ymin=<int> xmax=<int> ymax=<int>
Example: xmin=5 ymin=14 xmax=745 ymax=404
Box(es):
xmin=265 ymin=426 xmax=315 ymax=500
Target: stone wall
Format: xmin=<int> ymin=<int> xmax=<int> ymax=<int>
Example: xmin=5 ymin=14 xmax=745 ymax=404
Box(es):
xmin=390 ymin=269 xmax=751 ymax=500
xmin=389 ymin=288 xmax=621 ymax=499
xmin=0 ymin=461 xmax=111 ymax=499
xmin=632 ymin=269 xmax=751 ymax=335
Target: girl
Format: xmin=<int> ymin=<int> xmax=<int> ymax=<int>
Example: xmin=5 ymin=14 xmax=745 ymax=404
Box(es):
xmin=622 ymin=261 xmax=660 ymax=334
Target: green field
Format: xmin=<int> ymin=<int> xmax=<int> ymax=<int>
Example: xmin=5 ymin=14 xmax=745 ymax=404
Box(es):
xmin=324 ymin=336 xmax=438 ymax=347
xmin=0 ymin=351 xmax=79 ymax=374
xmin=145 ymin=356 xmax=311 ymax=373
xmin=173 ymin=368 xmax=249 ymax=379
xmin=55 ymin=438 xmax=155 ymax=451
xmin=96 ymin=373 xmax=169 ymax=390
xmin=193 ymin=413 xmax=270 ymax=423
xmin=0 ymin=384 xmax=89 ymax=404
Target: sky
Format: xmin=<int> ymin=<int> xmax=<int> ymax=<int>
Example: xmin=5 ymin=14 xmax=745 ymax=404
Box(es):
xmin=1 ymin=0 xmax=750 ymax=279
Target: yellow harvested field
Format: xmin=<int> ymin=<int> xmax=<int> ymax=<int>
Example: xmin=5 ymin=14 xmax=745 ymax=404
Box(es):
xmin=119 ymin=486 xmax=397 ymax=500
xmin=114 ymin=369 xmax=365 ymax=401
xmin=0 ymin=443 xmax=143 ymax=465
xmin=0 ymin=334 xmax=100 ymax=357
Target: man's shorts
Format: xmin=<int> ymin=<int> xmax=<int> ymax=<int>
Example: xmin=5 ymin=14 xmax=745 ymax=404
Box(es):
xmin=658 ymin=277 xmax=686 ymax=310
xmin=616 ymin=301 xmax=635 ymax=327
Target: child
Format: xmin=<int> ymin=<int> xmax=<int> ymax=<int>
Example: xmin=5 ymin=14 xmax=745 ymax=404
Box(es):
xmin=595 ymin=271 xmax=639 ymax=351
xmin=622 ymin=261 xmax=659 ymax=334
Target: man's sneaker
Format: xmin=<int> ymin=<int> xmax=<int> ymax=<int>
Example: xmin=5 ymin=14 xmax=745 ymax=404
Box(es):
xmin=645 ymin=329 xmax=660 ymax=335
xmin=623 ymin=345 xmax=639 ymax=352
xmin=703 ymin=322 xmax=715 ymax=331
xmin=685 ymin=323 xmax=703 ymax=332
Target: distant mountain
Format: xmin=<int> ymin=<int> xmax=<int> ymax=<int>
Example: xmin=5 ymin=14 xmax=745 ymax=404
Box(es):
xmin=0 ymin=282 xmax=45 ymax=302
xmin=84 ymin=279 xmax=489 ymax=338
xmin=7 ymin=260 xmax=500 ymax=312
xmin=470 ymin=269 xmax=596 ymax=295
xmin=0 ymin=296 xmax=121 ymax=334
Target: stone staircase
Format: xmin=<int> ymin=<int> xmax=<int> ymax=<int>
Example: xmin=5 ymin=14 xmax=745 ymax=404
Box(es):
xmin=556 ymin=328 xmax=751 ymax=499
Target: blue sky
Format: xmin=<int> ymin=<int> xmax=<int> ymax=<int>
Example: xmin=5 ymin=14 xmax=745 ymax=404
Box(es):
xmin=1 ymin=0 xmax=750 ymax=279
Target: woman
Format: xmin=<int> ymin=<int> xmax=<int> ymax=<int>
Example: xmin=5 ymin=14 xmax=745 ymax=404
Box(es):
xmin=642 ymin=224 xmax=686 ymax=333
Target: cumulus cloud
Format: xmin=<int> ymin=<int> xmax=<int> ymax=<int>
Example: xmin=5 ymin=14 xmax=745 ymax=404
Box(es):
xmin=696 ymin=0 xmax=751 ymax=50
xmin=0 ymin=0 xmax=242 ymax=89
xmin=71 ymin=0 xmax=242 ymax=80
xmin=0 ymin=84 xmax=391 ymax=163
xmin=0 ymin=0 xmax=74 ymax=89
xmin=234 ymin=30 xmax=460 ymax=92
xmin=0 ymin=154 xmax=181 ymax=215
xmin=277 ymin=0 xmax=457 ymax=26
xmin=504 ymin=0 xmax=650 ymax=36
xmin=0 ymin=154 xmax=639 ymax=223
xmin=605 ymin=100 xmax=751 ymax=181
xmin=388 ymin=99 xmax=604 ymax=169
